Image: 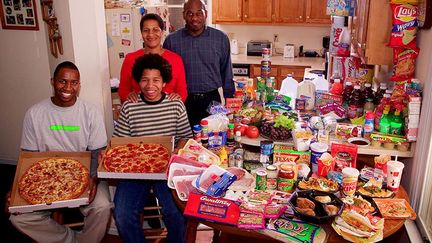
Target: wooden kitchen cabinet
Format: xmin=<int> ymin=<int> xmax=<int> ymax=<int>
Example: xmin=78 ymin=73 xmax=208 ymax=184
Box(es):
xmin=250 ymin=64 xmax=310 ymax=90
xmin=305 ymin=0 xmax=331 ymax=24
xmin=352 ymin=0 xmax=393 ymax=65
xmin=273 ymin=0 xmax=306 ymax=24
xmin=212 ymin=0 xmax=242 ymax=23
xmin=243 ymin=0 xmax=273 ymax=23
xmin=213 ymin=0 xmax=330 ymax=25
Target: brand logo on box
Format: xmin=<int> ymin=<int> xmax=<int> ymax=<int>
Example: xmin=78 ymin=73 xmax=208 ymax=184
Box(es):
xmin=200 ymin=196 xmax=232 ymax=206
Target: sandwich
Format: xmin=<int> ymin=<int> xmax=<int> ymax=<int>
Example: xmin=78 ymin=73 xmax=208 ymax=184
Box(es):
xmin=332 ymin=210 xmax=384 ymax=242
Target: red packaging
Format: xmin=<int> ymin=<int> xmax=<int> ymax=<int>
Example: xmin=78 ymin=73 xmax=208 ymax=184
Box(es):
xmin=184 ymin=192 xmax=240 ymax=226
xmin=391 ymin=48 xmax=419 ymax=81
xmin=389 ymin=4 xmax=418 ymax=49
xmin=331 ymin=143 xmax=358 ymax=172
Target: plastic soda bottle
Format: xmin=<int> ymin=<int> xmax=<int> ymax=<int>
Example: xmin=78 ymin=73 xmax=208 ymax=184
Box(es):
xmin=374 ymin=93 xmax=391 ymax=131
xmin=330 ymin=78 xmax=343 ymax=95
xmin=379 ymin=106 xmax=392 ymax=134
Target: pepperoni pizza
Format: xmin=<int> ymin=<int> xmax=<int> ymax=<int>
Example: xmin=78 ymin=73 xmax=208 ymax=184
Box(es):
xmin=103 ymin=143 xmax=170 ymax=173
xmin=18 ymin=158 xmax=89 ymax=205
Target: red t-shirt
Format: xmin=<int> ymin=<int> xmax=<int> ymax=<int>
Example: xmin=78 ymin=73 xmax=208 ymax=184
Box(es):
xmin=118 ymin=49 xmax=188 ymax=103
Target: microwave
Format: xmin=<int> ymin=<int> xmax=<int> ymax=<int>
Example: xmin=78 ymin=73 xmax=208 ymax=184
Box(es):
xmin=246 ymin=40 xmax=272 ymax=56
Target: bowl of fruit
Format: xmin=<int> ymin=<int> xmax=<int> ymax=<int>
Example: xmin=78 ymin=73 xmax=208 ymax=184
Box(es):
xmin=260 ymin=115 xmax=295 ymax=141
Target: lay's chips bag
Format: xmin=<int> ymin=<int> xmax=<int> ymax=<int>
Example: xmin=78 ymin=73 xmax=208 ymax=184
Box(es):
xmin=389 ymin=4 xmax=418 ymax=49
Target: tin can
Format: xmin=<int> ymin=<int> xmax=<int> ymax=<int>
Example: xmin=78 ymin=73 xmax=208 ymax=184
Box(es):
xmin=192 ymin=125 xmax=202 ymax=143
xmin=255 ymin=169 xmax=267 ymax=191
xmin=266 ymin=165 xmax=278 ymax=190
xmin=228 ymin=152 xmax=236 ymax=167
xmin=235 ymin=148 xmax=244 ymax=168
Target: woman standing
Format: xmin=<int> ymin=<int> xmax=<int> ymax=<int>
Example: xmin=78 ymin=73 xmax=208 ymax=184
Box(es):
xmin=118 ymin=13 xmax=187 ymax=103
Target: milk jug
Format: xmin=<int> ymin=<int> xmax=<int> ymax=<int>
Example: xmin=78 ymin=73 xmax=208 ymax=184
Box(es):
xmin=278 ymin=74 xmax=298 ymax=109
xmin=297 ymin=79 xmax=316 ymax=111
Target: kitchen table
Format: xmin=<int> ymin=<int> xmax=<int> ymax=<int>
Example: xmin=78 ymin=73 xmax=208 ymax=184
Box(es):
xmin=172 ymin=186 xmax=410 ymax=243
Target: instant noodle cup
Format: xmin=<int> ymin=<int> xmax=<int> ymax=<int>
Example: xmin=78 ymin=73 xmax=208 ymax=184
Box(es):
xmin=342 ymin=167 xmax=359 ymax=197
xmin=317 ymin=152 xmax=334 ymax=177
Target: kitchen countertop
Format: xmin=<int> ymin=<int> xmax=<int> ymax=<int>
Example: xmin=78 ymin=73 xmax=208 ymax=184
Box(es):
xmin=231 ymin=54 xmax=325 ymax=69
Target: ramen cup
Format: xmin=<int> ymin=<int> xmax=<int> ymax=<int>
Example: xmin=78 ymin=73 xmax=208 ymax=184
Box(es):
xmin=342 ymin=167 xmax=359 ymax=196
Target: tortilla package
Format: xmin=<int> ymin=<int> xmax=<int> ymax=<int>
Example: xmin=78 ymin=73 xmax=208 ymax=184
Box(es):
xmin=389 ymin=4 xmax=418 ymax=49
xmin=391 ymin=47 xmax=419 ymax=81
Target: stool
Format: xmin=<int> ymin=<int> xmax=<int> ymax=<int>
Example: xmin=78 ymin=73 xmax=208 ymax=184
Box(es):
xmin=141 ymin=193 xmax=167 ymax=240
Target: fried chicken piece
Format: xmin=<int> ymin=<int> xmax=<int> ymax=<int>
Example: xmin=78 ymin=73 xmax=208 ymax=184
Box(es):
xmin=297 ymin=197 xmax=316 ymax=209
xmin=324 ymin=204 xmax=339 ymax=216
xmin=295 ymin=207 xmax=316 ymax=216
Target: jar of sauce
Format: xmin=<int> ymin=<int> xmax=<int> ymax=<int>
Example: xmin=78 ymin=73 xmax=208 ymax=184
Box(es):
xmin=277 ymin=163 xmax=296 ymax=192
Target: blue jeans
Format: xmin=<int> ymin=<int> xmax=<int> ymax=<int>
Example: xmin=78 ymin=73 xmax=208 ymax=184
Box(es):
xmin=113 ymin=180 xmax=186 ymax=243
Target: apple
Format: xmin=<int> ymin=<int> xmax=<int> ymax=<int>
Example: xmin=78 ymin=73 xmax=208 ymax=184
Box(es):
xmin=234 ymin=124 xmax=247 ymax=136
xmin=245 ymin=126 xmax=260 ymax=139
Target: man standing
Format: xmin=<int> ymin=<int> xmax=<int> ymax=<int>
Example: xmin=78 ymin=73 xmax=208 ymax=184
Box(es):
xmin=9 ymin=61 xmax=112 ymax=243
xmin=163 ymin=0 xmax=235 ymax=127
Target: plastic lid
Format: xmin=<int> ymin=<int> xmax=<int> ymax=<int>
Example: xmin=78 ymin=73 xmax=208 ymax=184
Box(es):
xmin=383 ymin=93 xmax=391 ymax=98
xmin=364 ymin=83 xmax=371 ymax=87
xmin=354 ymin=85 xmax=361 ymax=89
xmin=334 ymin=79 xmax=341 ymax=83
xmin=365 ymin=111 xmax=374 ymax=119
xmin=235 ymin=131 xmax=242 ymax=137
xmin=228 ymin=123 xmax=234 ymax=128
xmin=200 ymin=119 xmax=208 ymax=125
xmin=287 ymin=74 xmax=293 ymax=77
xmin=345 ymin=81 xmax=352 ymax=85
xmin=310 ymin=142 xmax=329 ymax=152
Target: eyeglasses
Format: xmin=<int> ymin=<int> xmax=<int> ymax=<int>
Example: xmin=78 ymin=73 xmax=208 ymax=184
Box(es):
xmin=142 ymin=27 xmax=162 ymax=35
xmin=185 ymin=10 xmax=205 ymax=18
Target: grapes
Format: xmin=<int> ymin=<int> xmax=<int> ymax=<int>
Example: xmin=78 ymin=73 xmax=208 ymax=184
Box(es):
xmin=260 ymin=122 xmax=292 ymax=141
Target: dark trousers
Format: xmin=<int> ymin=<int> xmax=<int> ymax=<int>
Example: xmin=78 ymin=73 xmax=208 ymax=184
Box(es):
xmin=185 ymin=89 xmax=221 ymax=127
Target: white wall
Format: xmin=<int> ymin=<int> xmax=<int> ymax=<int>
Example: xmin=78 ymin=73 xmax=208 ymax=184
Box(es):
xmin=215 ymin=24 xmax=330 ymax=54
xmin=0 ymin=0 xmax=113 ymax=164
xmin=0 ymin=1 xmax=51 ymax=164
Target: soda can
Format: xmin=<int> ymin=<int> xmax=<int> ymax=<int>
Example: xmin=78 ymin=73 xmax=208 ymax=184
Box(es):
xmin=255 ymin=169 xmax=267 ymax=191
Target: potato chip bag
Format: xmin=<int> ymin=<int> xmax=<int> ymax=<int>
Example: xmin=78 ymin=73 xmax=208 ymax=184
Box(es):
xmin=391 ymin=47 xmax=419 ymax=81
xmin=389 ymin=4 xmax=418 ymax=49
xmin=390 ymin=0 xmax=419 ymax=4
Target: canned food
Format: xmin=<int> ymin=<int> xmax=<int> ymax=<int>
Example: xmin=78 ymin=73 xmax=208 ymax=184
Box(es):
xmin=255 ymin=169 xmax=267 ymax=191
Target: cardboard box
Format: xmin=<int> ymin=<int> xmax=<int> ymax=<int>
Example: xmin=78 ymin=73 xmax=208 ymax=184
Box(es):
xmin=9 ymin=151 xmax=91 ymax=214
xmin=98 ymin=136 xmax=174 ymax=180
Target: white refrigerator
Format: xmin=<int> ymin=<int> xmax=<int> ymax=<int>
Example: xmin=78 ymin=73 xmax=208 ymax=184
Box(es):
xmin=105 ymin=5 xmax=170 ymax=80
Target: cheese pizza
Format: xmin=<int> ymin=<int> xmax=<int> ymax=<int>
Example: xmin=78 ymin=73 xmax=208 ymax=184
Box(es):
xmin=103 ymin=143 xmax=170 ymax=173
xmin=18 ymin=158 xmax=89 ymax=205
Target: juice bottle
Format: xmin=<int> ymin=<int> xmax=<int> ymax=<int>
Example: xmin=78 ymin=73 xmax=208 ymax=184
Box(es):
xmin=374 ymin=83 xmax=387 ymax=105
xmin=364 ymin=111 xmax=374 ymax=139
xmin=330 ymin=78 xmax=343 ymax=95
xmin=379 ymin=106 xmax=392 ymax=134
xmin=347 ymin=85 xmax=364 ymax=119
xmin=374 ymin=93 xmax=391 ymax=131
xmin=342 ymin=81 xmax=353 ymax=106
xmin=364 ymin=83 xmax=374 ymax=101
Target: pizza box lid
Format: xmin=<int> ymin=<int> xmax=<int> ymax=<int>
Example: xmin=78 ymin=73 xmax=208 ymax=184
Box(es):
xmin=9 ymin=151 xmax=91 ymax=214
xmin=97 ymin=136 xmax=174 ymax=180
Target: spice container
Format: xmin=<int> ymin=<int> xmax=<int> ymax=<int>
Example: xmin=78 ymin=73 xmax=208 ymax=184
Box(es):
xmin=266 ymin=165 xmax=278 ymax=190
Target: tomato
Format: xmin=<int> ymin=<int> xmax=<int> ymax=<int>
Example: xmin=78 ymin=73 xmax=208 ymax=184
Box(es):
xmin=245 ymin=126 xmax=260 ymax=139
xmin=234 ymin=124 xmax=247 ymax=136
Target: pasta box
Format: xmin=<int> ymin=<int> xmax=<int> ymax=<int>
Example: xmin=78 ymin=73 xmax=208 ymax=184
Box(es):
xmin=9 ymin=151 xmax=91 ymax=214
xmin=97 ymin=136 xmax=174 ymax=180
xmin=184 ymin=192 xmax=240 ymax=226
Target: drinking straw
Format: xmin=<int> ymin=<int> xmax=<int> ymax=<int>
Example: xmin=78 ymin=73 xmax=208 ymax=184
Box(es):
xmin=395 ymin=155 xmax=398 ymax=162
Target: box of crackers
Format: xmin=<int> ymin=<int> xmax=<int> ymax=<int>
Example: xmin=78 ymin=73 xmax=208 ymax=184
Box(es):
xmin=9 ymin=151 xmax=91 ymax=214
xmin=97 ymin=136 xmax=174 ymax=180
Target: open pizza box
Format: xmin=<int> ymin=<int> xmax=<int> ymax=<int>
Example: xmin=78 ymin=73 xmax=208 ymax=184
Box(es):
xmin=97 ymin=136 xmax=174 ymax=180
xmin=9 ymin=151 xmax=91 ymax=214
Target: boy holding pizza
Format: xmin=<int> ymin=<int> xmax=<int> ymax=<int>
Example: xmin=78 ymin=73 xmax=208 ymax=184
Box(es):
xmin=113 ymin=53 xmax=192 ymax=243
xmin=8 ymin=61 xmax=112 ymax=243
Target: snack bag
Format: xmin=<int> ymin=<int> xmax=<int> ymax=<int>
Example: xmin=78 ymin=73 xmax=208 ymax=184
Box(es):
xmin=391 ymin=0 xmax=419 ymax=4
xmin=391 ymin=48 xmax=419 ymax=81
xmin=389 ymin=4 xmax=418 ymax=49
xmin=331 ymin=143 xmax=358 ymax=172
